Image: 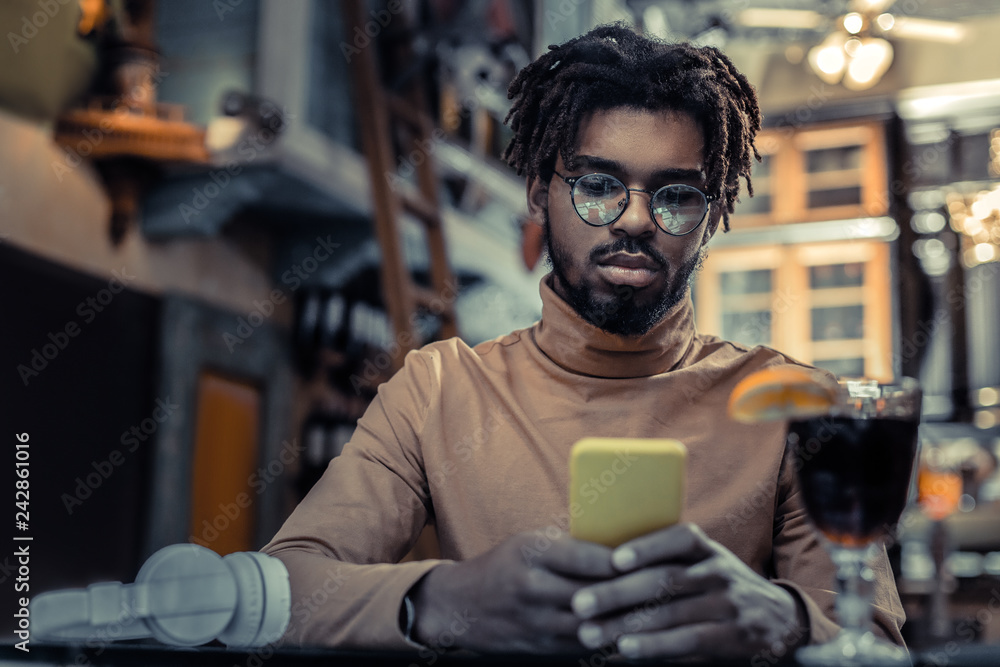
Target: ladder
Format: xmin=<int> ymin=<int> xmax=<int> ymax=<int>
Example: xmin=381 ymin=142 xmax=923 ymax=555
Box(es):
xmin=343 ymin=0 xmax=460 ymax=372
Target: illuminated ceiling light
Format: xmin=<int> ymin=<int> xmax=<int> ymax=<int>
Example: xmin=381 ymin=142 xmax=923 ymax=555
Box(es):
xmin=911 ymin=190 xmax=945 ymax=210
xmin=979 ymin=387 xmax=1000 ymax=407
xmin=876 ymin=13 xmax=895 ymax=31
xmin=924 ymin=238 xmax=946 ymax=257
xmin=916 ymin=237 xmax=951 ymax=276
xmin=808 ymin=33 xmax=848 ymax=84
xmin=971 ymin=188 xmax=1000 ymax=219
xmin=924 ymin=211 xmax=946 ymax=233
xmin=813 ymin=46 xmax=847 ymax=80
xmin=963 ymin=216 xmax=984 ymax=236
xmin=910 ymin=211 xmax=948 ymax=234
xmin=843 ymin=37 xmax=893 ymax=90
xmin=975 ymin=409 xmax=998 ymax=430
xmin=971 ymin=197 xmax=993 ymax=220
xmin=843 ymin=12 xmax=865 ymax=34
xmin=844 ymin=37 xmax=863 ymax=57
xmin=974 ymin=243 xmax=997 ymax=263
xmin=984 ymin=187 xmax=1000 ymax=212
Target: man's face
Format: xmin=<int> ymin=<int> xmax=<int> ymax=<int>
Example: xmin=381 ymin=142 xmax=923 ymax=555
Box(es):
xmin=527 ymin=107 xmax=722 ymax=336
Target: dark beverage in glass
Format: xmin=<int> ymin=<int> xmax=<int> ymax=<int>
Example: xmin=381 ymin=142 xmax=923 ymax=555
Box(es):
xmin=787 ymin=377 xmax=920 ymax=667
xmin=788 ymin=416 xmax=919 ymax=547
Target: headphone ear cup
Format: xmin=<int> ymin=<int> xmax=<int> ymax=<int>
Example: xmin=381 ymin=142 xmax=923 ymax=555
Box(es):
xmin=217 ymin=552 xmax=291 ymax=647
xmin=136 ymin=544 xmax=238 ymax=646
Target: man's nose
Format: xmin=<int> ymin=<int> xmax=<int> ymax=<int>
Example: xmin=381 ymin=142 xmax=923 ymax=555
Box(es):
xmin=610 ymin=190 xmax=658 ymax=238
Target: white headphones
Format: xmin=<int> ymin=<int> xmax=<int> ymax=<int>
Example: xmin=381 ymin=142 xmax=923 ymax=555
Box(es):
xmin=31 ymin=544 xmax=291 ymax=648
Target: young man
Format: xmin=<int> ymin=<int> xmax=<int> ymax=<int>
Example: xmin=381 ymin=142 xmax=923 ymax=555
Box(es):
xmin=263 ymin=25 xmax=905 ymax=659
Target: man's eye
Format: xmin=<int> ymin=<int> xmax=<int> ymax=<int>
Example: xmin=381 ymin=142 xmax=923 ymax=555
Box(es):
xmin=577 ymin=177 xmax=617 ymax=197
xmin=579 ymin=183 xmax=607 ymax=197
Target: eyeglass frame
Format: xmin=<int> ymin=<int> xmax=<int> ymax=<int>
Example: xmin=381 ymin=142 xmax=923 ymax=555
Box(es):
xmin=553 ymin=170 xmax=718 ymax=236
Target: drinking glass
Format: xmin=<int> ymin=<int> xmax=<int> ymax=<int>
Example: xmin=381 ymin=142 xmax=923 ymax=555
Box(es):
xmin=917 ymin=438 xmax=964 ymax=521
xmin=786 ymin=377 xmax=921 ymax=666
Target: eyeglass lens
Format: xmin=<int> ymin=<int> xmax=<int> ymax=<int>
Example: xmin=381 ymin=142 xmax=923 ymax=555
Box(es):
xmin=571 ymin=173 xmax=708 ymax=235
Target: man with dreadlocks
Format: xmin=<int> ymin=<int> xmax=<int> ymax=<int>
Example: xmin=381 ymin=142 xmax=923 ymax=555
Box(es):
xmin=263 ymin=25 xmax=905 ymax=658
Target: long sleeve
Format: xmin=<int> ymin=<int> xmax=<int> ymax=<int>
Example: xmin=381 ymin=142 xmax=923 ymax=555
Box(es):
xmin=261 ymin=283 xmax=911 ymax=651
xmin=770 ymin=443 xmax=906 ymax=646
xmin=262 ymin=349 xmax=450 ymax=648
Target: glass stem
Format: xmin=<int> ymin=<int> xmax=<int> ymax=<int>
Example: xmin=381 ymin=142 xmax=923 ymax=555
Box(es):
xmin=832 ymin=547 xmax=875 ymax=635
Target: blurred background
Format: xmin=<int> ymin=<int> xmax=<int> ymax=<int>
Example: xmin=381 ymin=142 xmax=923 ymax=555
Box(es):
xmin=1 ymin=0 xmax=999 ymax=651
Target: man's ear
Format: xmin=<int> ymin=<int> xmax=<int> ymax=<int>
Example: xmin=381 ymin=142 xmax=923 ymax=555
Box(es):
xmin=526 ymin=175 xmax=549 ymax=223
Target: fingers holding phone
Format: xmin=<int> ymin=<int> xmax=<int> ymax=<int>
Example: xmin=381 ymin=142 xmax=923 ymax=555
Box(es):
xmin=571 ymin=522 xmax=806 ymax=659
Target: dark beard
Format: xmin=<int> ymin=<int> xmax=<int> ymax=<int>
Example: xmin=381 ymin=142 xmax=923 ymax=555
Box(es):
xmin=543 ymin=211 xmax=704 ymax=337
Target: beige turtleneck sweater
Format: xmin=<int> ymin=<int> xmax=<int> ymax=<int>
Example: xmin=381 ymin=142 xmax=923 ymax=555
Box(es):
xmin=262 ymin=276 xmax=905 ymax=649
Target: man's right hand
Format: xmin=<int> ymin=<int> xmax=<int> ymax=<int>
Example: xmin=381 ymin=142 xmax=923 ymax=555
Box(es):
xmin=408 ymin=530 xmax=617 ymax=653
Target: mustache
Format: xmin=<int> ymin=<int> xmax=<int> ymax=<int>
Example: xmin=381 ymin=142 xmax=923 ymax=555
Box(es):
xmin=590 ymin=237 xmax=668 ymax=268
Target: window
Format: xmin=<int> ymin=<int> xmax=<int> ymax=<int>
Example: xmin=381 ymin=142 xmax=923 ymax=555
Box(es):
xmin=720 ymin=268 xmax=773 ymax=347
xmin=700 ymin=120 xmax=895 ymax=379
xmin=697 ymin=240 xmax=892 ymax=380
xmin=738 ymin=122 xmax=888 ymax=227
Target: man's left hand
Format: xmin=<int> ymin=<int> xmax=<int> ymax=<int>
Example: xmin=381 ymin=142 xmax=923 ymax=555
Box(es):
xmin=570 ymin=523 xmax=809 ymax=660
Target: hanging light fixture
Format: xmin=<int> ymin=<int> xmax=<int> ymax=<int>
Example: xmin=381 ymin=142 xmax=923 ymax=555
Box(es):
xmin=807 ymin=12 xmax=894 ymax=91
xmin=741 ymin=0 xmax=966 ymax=92
xmin=803 ymin=0 xmax=904 ymax=90
xmin=807 ymin=32 xmax=849 ymax=84
xmin=843 ymin=37 xmax=894 ymax=90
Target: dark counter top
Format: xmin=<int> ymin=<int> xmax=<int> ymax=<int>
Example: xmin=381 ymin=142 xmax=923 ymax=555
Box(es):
xmin=4 ymin=641 xmax=1000 ymax=667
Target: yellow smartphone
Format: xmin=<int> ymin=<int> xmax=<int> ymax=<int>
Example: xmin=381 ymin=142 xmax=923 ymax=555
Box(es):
xmin=569 ymin=437 xmax=686 ymax=547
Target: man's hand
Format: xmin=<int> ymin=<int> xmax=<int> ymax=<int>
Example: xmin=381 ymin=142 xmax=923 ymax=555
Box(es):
xmin=570 ymin=523 xmax=809 ymax=660
xmin=408 ymin=530 xmax=616 ymax=653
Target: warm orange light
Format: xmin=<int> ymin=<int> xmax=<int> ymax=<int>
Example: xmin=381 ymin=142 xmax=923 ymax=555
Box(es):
xmin=918 ymin=468 xmax=962 ymax=521
xmin=78 ymin=0 xmax=110 ymax=36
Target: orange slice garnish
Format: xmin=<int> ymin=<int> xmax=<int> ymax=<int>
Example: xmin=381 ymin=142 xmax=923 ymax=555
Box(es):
xmin=728 ymin=366 xmax=839 ymax=423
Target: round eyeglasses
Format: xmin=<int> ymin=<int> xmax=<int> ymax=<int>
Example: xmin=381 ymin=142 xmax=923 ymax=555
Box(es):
xmin=554 ymin=171 xmax=717 ymax=236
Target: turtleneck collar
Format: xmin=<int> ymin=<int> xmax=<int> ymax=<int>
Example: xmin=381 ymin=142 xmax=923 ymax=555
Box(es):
xmin=532 ymin=274 xmax=699 ymax=379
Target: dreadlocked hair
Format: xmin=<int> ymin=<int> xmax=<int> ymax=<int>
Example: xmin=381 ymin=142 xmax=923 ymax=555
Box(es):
xmin=502 ymin=23 xmax=762 ymax=231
